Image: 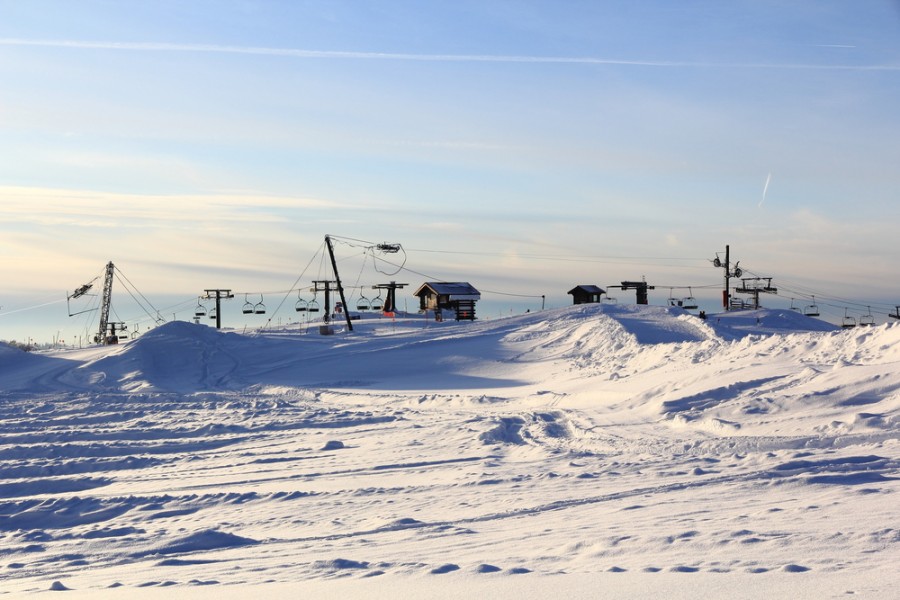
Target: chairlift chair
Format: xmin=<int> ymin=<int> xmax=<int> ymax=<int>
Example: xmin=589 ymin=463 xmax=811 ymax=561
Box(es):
xmin=859 ymin=307 xmax=875 ymax=327
xmin=295 ymin=298 xmax=308 ymax=313
xmin=841 ymin=308 xmax=856 ymax=329
xmin=602 ymin=294 xmax=618 ymax=305
xmin=308 ymin=298 xmax=320 ymax=313
xmin=370 ymin=292 xmax=384 ymax=311
xmin=209 ymin=307 xmax=218 ymax=320
xmin=242 ymin=294 xmax=254 ymax=315
xmin=194 ymin=298 xmax=207 ymax=317
xmin=356 ymin=293 xmax=371 ymax=311
xmin=667 ymin=290 xmax=679 ymax=308
xmin=681 ymin=288 xmax=698 ymax=310
xmin=254 ymin=294 xmax=266 ymax=315
xmin=803 ymin=296 xmax=820 ymax=317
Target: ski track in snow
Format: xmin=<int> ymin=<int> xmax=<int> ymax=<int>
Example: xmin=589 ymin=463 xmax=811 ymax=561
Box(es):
xmin=0 ymin=304 xmax=898 ymax=595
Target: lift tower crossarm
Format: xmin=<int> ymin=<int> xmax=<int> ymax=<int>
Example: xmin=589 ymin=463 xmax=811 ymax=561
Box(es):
xmin=607 ymin=280 xmax=655 ymax=305
xmin=203 ymin=289 xmax=233 ymax=329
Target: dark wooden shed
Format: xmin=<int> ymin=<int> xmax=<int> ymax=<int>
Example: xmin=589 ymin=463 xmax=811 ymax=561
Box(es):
xmin=567 ymin=285 xmax=605 ymax=305
xmin=414 ymin=282 xmax=481 ymax=321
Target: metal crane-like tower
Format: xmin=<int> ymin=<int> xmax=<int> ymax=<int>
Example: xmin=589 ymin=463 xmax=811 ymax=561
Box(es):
xmin=96 ymin=261 xmax=115 ymax=344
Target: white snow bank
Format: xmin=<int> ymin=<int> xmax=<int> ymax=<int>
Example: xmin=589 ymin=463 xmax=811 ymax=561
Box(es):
xmin=1 ymin=305 xmax=897 ymax=597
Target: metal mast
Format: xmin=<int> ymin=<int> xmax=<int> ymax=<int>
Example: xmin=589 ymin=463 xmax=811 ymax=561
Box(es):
xmin=97 ymin=261 xmax=115 ymax=344
xmin=324 ymin=235 xmax=353 ymax=332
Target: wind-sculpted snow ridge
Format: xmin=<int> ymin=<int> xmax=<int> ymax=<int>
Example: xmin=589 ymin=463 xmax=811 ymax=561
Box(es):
xmin=0 ymin=306 xmax=898 ymax=597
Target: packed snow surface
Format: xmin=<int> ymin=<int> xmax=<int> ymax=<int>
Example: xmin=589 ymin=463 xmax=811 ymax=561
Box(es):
xmin=0 ymin=304 xmax=897 ymax=598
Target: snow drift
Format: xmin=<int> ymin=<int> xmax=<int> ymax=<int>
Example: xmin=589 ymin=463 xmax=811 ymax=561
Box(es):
xmin=0 ymin=304 xmax=897 ymax=597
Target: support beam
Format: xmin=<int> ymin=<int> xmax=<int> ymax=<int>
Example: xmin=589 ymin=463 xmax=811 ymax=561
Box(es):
xmin=325 ymin=235 xmax=353 ymax=332
xmin=203 ymin=289 xmax=233 ymax=329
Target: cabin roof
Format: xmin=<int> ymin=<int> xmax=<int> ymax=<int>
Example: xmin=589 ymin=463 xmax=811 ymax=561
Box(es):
xmin=414 ymin=282 xmax=481 ymax=298
xmin=568 ymin=285 xmax=605 ymax=295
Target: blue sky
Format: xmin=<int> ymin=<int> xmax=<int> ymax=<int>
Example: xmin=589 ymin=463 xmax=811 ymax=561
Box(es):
xmin=2 ymin=1 xmax=899 ymax=343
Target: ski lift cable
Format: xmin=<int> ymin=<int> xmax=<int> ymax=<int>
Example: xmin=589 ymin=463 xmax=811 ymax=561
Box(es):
xmin=0 ymin=297 xmax=67 ymax=317
xmin=654 ymin=284 xmax=720 ymax=290
xmin=739 ymin=265 xmax=896 ymax=312
xmin=113 ymin=271 xmax=165 ymax=325
xmin=348 ymin=247 xmax=371 ymax=304
xmin=479 ymin=289 xmax=545 ymax=299
xmin=252 ymin=239 xmax=327 ymax=335
xmin=773 ymin=287 xmax=895 ymax=313
xmin=406 ymin=247 xmax=708 ymax=264
xmin=370 ymin=253 xmax=544 ymax=300
xmin=114 ymin=266 xmax=164 ymax=320
xmin=372 ymin=246 xmax=406 ymax=276
xmin=328 ymin=234 xmax=379 ymax=248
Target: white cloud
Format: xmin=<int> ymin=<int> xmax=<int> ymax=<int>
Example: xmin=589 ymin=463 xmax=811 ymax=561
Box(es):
xmin=1 ymin=38 xmax=897 ymax=71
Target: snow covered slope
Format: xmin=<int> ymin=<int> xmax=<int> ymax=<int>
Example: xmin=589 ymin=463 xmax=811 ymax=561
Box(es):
xmin=0 ymin=305 xmax=897 ymax=598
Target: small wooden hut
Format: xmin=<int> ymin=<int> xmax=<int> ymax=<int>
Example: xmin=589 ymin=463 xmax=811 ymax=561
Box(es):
xmin=414 ymin=282 xmax=481 ymax=321
xmin=567 ymin=285 xmax=605 ymax=305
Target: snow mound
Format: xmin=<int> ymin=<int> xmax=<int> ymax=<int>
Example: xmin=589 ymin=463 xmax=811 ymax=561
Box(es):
xmin=71 ymin=321 xmax=262 ymax=392
xmin=132 ymin=528 xmax=258 ymax=558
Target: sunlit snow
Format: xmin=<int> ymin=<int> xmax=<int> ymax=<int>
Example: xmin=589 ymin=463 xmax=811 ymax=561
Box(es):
xmin=1 ymin=304 xmax=897 ymax=598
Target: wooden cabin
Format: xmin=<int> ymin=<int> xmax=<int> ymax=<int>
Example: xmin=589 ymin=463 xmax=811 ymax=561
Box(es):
xmin=567 ymin=285 xmax=605 ymax=305
xmin=414 ymin=282 xmax=480 ymax=321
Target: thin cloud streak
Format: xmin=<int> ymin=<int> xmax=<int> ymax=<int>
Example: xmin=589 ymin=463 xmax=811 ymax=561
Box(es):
xmin=760 ymin=172 xmax=772 ymax=208
xmin=1 ymin=38 xmax=897 ymax=71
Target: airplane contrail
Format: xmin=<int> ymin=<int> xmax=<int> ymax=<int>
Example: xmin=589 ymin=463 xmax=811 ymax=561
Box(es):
xmin=759 ymin=172 xmax=772 ymax=208
xmin=0 ymin=38 xmax=898 ymax=70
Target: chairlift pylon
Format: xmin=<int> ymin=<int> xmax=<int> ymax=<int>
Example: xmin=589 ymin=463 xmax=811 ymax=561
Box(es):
xmin=890 ymin=306 xmax=900 ymax=320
